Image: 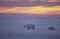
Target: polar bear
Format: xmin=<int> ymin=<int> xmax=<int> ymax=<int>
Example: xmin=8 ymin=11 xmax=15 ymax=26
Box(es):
xmin=24 ymin=24 xmax=36 ymax=30
xmin=48 ymin=26 xmax=56 ymax=31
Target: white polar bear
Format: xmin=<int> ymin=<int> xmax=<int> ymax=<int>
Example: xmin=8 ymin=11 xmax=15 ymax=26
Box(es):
xmin=24 ymin=24 xmax=36 ymax=30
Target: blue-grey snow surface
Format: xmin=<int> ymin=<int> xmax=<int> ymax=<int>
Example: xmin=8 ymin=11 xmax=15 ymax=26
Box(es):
xmin=0 ymin=14 xmax=60 ymax=39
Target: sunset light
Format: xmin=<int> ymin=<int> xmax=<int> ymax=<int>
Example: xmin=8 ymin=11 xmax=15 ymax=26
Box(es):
xmin=0 ymin=6 xmax=60 ymax=15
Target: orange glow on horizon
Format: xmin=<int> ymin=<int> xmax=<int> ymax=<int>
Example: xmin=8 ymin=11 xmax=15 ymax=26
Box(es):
xmin=48 ymin=0 xmax=59 ymax=2
xmin=0 ymin=6 xmax=60 ymax=15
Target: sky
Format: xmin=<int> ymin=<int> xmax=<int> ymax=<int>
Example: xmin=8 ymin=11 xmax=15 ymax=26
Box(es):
xmin=0 ymin=0 xmax=60 ymax=15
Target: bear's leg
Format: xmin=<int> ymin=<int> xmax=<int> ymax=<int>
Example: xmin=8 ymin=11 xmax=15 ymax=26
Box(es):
xmin=27 ymin=27 xmax=30 ymax=30
xmin=32 ymin=27 xmax=36 ymax=30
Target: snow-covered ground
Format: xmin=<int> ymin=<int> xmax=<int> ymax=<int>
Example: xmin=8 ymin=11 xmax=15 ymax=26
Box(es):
xmin=0 ymin=14 xmax=60 ymax=39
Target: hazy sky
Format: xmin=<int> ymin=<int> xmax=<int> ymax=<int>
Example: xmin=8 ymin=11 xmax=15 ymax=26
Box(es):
xmin=0 ymin=0 xmax=60 ymax=15
xmin=0 ymin=0 xmax=60 ymax=2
